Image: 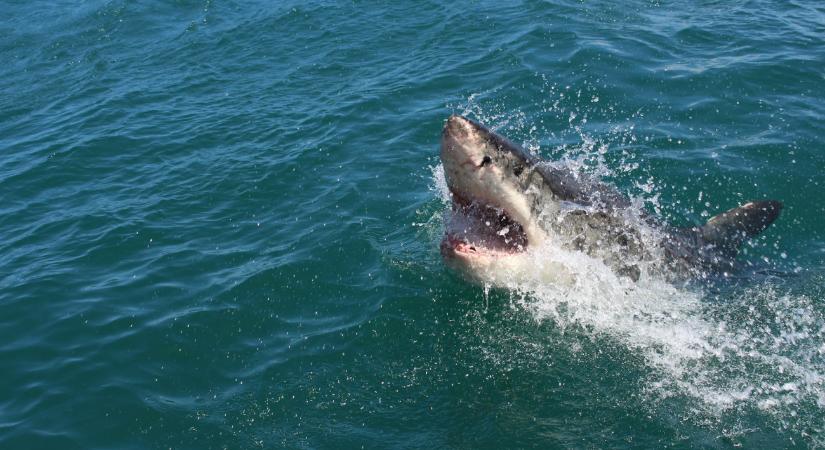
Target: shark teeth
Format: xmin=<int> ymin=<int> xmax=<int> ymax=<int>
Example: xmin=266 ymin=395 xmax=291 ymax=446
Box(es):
xmin=442 ymin=188 xmax=528 ymax=257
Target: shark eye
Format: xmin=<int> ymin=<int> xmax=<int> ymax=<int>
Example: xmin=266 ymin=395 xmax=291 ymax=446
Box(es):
xmin=513 ymin=165 xmax=524 ymax=176
xmin=480 ymin=156 xmax=492 ymax=167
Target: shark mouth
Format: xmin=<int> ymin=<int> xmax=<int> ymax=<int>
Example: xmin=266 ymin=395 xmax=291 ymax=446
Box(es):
xmin=441 ymin=189 xmax=529 ymax=258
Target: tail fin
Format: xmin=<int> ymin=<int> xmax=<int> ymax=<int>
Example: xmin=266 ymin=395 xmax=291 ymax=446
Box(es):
xmin=700 ymin=200 xmax=782 ymax=255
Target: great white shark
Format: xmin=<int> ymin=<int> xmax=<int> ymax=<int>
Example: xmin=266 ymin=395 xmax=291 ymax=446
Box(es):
xmin=439 ymin=114 xmax=782 ymax=286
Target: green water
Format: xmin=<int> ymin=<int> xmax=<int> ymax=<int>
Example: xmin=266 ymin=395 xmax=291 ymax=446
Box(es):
xmin=1 ymin=1 xmax=824 ymax=448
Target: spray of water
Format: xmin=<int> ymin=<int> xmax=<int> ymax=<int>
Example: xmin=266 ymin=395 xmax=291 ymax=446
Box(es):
xmin=429 ymin=86 xmax=825 ymax=444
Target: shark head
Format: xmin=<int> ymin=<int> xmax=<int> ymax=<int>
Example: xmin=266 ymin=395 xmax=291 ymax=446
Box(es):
xmin=439 ymin=115 xmax=557 ymax=281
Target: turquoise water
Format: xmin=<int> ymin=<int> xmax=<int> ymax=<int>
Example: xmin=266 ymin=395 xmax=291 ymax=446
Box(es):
xmin=2 ymin=0 xmax=824 ymax=448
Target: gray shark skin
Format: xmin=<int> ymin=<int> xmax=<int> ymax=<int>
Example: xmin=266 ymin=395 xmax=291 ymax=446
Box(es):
xmin=439 ymin=114 xmax=782 ymax=284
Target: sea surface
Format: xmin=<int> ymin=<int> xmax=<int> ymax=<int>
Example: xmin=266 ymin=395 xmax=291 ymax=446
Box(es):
xmin=2 ymin=1 xmax=824 ymax=448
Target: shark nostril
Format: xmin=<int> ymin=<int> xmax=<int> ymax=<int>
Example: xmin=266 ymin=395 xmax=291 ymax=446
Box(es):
xmin=480 ymin=156 xmax=492 ymax=167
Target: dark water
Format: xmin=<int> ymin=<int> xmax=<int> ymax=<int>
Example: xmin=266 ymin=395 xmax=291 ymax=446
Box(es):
xmin=2 ymin=1 xmax=824 ymax=448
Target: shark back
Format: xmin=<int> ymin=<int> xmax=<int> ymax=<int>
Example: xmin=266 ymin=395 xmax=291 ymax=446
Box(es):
xmin=534 ymin=163 xmax=631 ymax=208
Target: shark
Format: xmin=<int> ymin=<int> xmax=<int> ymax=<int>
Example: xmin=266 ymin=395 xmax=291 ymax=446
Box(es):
xmin=439 ymin=114 xmax=783 ymax=286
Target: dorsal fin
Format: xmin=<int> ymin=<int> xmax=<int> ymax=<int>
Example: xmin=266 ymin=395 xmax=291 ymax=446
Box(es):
xmin=700 ymin=200 xmax=782 ymax=254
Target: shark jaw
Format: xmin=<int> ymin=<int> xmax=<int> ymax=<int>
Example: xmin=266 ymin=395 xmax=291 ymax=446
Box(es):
xmin=441 ymin=189 xmax=529 ymax=256
xmin=439 ymin=197 xmax=543 ymax=286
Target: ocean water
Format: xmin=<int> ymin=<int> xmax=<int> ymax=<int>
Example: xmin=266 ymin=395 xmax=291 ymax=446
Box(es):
xmin=1 ymin=0 xmax=824 ymax=448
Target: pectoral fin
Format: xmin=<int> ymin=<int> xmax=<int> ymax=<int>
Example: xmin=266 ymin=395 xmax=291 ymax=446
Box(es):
xmin=700 ymin=200 xmax=782 ymax=255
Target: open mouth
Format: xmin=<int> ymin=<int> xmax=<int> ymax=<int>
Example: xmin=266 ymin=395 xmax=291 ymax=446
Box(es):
xmin=441 ymin=189 xmax=529 ymax=257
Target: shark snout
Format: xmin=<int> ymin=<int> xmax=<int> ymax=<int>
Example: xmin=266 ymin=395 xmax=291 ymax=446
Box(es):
xmin=441 ymin=115 xmax=487 ymax=164
xmin=442 ymin=114 xmax=474 ymax=141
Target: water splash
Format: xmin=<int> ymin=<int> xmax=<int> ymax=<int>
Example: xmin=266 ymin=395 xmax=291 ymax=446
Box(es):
xmin=432 ymin=90 xmax=824 ymax=445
